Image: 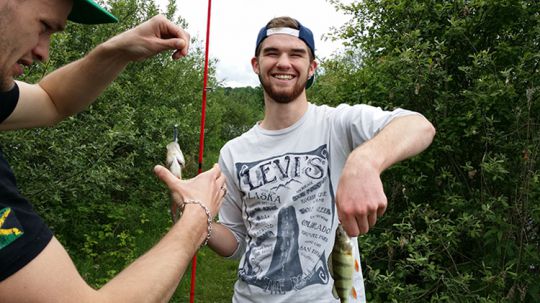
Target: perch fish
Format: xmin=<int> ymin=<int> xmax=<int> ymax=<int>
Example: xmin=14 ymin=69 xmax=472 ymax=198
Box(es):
xmin=330 ymin=224 xmax=355 ymax=302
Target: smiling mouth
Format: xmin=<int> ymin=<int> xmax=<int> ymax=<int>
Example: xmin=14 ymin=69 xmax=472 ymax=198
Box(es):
xmin=13 ymin=60 xmax=32 ymax=77
xmin=273 ymin=74 xmax=295 ymax=80
xmin=17 ymin=59 xmax=32 ymax=67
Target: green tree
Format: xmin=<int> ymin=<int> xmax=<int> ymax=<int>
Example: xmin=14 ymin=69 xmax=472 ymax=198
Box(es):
xmin=314 ymin=0 xmax=539 ymax=301
xmin=0 ymin=0 xmax=216 ymax=286
xmin=204 ymin=85 xmax=264 ymax=163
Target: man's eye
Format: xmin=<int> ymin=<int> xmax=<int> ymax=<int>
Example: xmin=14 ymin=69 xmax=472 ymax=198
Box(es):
xmin=41 ymin=21 xmax=53 ymax=32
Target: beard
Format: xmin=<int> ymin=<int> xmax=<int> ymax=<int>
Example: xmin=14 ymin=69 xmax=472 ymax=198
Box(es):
xmin=0 ymin=8 xmax=15 ymax=92
xmin=259 ymin=73 xmax=309 ymax=104
xmin=0 ymin=71 xmax=14 ymax=92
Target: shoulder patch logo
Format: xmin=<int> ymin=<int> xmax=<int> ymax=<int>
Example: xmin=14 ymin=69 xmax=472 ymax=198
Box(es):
xmin=0 ymin=207 xmax=24 ymax=250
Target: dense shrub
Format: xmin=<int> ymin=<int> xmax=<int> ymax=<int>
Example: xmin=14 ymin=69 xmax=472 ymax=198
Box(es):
xmin=3 ymin=0 xmax=538 ymax=301
xmin=311 ymin=0 xmax=540 ymax=301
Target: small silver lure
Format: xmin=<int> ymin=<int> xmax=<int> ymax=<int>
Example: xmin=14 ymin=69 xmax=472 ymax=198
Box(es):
xmin=165 ymin=125 xmax=185 ymax=222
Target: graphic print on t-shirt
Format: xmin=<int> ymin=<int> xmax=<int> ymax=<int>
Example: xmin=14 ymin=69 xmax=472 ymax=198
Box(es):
xmin=0 ymin=207 xmax=24 ymax=250
xmin=235 ymin=144 xmax=336 ymax=294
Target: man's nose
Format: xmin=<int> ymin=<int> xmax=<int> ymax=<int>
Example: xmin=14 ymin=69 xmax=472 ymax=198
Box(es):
xmin=32 ymin=35 xmax=51 ymax=62
xmin=276 ymin=54 xmax=292 ymax=69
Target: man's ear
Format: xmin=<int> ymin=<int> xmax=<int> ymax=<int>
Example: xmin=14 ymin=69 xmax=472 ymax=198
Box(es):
xmin=251 ymin=57 xmax=260 ymax=75
xmin=308 ymin=60 xmax=318 ymax=78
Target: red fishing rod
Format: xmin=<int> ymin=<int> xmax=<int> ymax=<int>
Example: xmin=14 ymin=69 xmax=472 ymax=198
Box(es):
xmin=190 ymin=0 xmax=212 ymax=302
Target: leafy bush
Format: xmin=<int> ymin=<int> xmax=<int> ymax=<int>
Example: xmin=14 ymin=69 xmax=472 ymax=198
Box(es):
xmin=0 ymin=0 xmax=218 ymax=285
xmin=314 ymin=0 xmax=539 ymax=301
xmin=4 ymin=0 xmax=538 ymax=301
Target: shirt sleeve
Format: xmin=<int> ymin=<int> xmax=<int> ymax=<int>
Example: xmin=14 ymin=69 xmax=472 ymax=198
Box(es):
xmin=0 ymin=83 xmax=19 ymax=124
xmin=332 ymin=104 xmax=422 ymax=150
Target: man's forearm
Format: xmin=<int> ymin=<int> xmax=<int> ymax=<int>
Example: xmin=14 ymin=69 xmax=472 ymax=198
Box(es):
xmin=348 ymin=114 xmax=436 ymax=172
xmin=208 ymin=223 xmax=240 ymax=258
xmin=38 ymin=42 xmax=130 ymax=119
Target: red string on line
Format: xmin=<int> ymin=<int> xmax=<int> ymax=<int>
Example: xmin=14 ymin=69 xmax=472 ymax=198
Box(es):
xmin=190 ymin=0 xmax=212 ymax=302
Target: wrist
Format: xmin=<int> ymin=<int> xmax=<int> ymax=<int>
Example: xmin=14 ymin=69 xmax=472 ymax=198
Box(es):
xmin=91 ymin=40 xmax=132 ymax=69
xmin=178 ymin=200 xmax=213 ymax=247
xmin=348 ymin=146 xmax=385 ymax=174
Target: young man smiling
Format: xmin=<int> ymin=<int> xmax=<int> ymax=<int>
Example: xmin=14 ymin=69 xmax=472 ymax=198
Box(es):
xmin=0 ymin=1 xmax=226 ymax=302
xmin=207 ymin=16 xmax=436 ymax=302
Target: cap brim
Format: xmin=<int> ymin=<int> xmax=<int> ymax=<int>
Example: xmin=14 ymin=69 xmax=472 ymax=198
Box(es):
xmin=68 ymin=0 xmax=118 ymax=24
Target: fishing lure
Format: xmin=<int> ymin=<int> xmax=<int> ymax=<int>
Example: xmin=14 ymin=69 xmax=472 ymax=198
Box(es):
xmin=165 ymin=125 xmax=185 ymax=222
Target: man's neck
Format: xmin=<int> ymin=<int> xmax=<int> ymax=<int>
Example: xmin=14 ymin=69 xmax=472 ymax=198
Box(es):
xmin=259 ymin=94 xmax=309 ymax=130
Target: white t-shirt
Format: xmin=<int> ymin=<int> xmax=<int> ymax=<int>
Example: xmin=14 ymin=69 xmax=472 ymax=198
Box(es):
xmin=218 ymin=102 xmax=418 ymax=303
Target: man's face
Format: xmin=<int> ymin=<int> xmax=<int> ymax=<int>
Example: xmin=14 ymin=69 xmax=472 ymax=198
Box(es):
xmin=0 ymin=0 xmax=71 ymax=91
xmin=252 ymin=34 xmax=317 ymax=104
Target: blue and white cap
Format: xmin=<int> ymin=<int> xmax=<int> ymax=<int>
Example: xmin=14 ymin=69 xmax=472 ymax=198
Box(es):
xmin=255 ymin=19 xmax=316 ymax=88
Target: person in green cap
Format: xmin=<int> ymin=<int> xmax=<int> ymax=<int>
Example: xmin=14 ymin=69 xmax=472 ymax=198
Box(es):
xmin=0 ymin=0 xmax=227 ymax=302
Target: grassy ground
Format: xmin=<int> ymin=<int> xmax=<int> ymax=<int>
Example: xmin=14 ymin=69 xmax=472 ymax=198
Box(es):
xmin=172 ymin=247 xmax=238 ymax=302
xmin=70 ymin=204 xmax=238 ymax=302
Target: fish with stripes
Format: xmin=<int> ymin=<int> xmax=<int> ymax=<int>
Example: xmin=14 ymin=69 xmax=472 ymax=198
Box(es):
xmin=329 ymin=223 xmax=355 ymax=302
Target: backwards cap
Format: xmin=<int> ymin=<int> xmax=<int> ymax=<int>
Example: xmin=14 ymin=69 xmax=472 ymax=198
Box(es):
xmin=68 ymin=0 xmax=118 ymax=24
xmin=255 ymin=19 xmax=316 ymax=88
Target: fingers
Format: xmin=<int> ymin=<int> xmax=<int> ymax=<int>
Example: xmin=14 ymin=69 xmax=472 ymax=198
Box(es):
xmin=377 ymin=204 xmax=387 ymax=217
xmin=156 ymin=163 xmax=226 ymax=223
xmin=367 ymin=213 xmax=377 ymax=230
xmin=210 ymin=164 xmax=226 ymax=208
xmin=340 ymin=214 xmax=360 ymax=237
xmin=340 ymin=213 xmax=375 ymax=237
xmin=338 ymin=198 xmax=387 ymax=237
xmin=169 ymin=28 xmax=190 ymax=59
xmin=152 ymin=14 xmax=190 ymax=59
xmin=154 ymin=164 xmax=178 ymax=187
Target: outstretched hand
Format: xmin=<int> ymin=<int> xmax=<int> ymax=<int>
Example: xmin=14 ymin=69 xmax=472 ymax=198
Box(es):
xmin=153 ymin=164 xmax=226 ymax=220
xmin=105 ymin=14 xmax=190 ymax=62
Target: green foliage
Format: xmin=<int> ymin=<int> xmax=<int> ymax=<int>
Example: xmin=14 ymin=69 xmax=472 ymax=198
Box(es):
xmin=0 ymin=0 xmax=221 ymax=287
xmin=317 ymin=0 xmax=540 ymax=301
xmin=203 ymin=86 xmax=264 ymax=163
xmin=1 ymin=0 xmax=257 ymax=297
xmin=5 ymin=0 xmax=538 ymax=301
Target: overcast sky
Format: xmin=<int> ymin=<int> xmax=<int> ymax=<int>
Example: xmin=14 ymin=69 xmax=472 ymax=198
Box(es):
xmin=157 ymin=0 xmax=350 ymax=87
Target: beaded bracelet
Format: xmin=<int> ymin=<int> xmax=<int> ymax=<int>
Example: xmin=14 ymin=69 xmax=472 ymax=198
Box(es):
xmin=182 ymin=200 xmax=213 ymax=247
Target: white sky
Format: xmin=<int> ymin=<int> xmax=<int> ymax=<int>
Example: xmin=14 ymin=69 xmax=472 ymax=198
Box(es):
xmin=157 ymin=0 xmax=350 ymax=87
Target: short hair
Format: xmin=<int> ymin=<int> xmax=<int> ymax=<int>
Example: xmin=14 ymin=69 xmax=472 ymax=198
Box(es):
xmin=255 ymin=16 xmax=315 ymax=61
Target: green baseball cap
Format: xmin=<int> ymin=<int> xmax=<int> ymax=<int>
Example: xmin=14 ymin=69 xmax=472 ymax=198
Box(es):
xmin=68 ymin=0 xmax=118 ymax=24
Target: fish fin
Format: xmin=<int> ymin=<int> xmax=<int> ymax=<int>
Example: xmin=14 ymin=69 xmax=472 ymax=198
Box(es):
xmin=328 ymin=250 xmax=334 ymax=278
xmin=332 ymin=284 xmax=339 ymax=300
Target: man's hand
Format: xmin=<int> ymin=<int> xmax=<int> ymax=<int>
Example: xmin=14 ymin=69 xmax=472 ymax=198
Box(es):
xmin=336 ymin=160 xmax=387 ymax=237
xmin=153 ymin=163 xmax=226 ymax=220
xmin=335 ymin=114 xmax=436 ymax=237
xmin=104 ymin=14 xmax=190 ymax=61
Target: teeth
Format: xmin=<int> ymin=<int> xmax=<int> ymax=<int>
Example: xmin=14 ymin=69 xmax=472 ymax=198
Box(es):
xmin=274 ymin=74 xmax=293 ymax=80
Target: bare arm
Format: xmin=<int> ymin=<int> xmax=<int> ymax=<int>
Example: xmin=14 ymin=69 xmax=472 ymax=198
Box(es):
xmin=336 ymin=114 xmax=436 ymax=236
xmin=0 ymin=14 xmax=189 ymax=130
xmin=0 ymin=164 xmax=225 ymax=303
xmin=208 ymin=223 xmax=240 ymax=257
